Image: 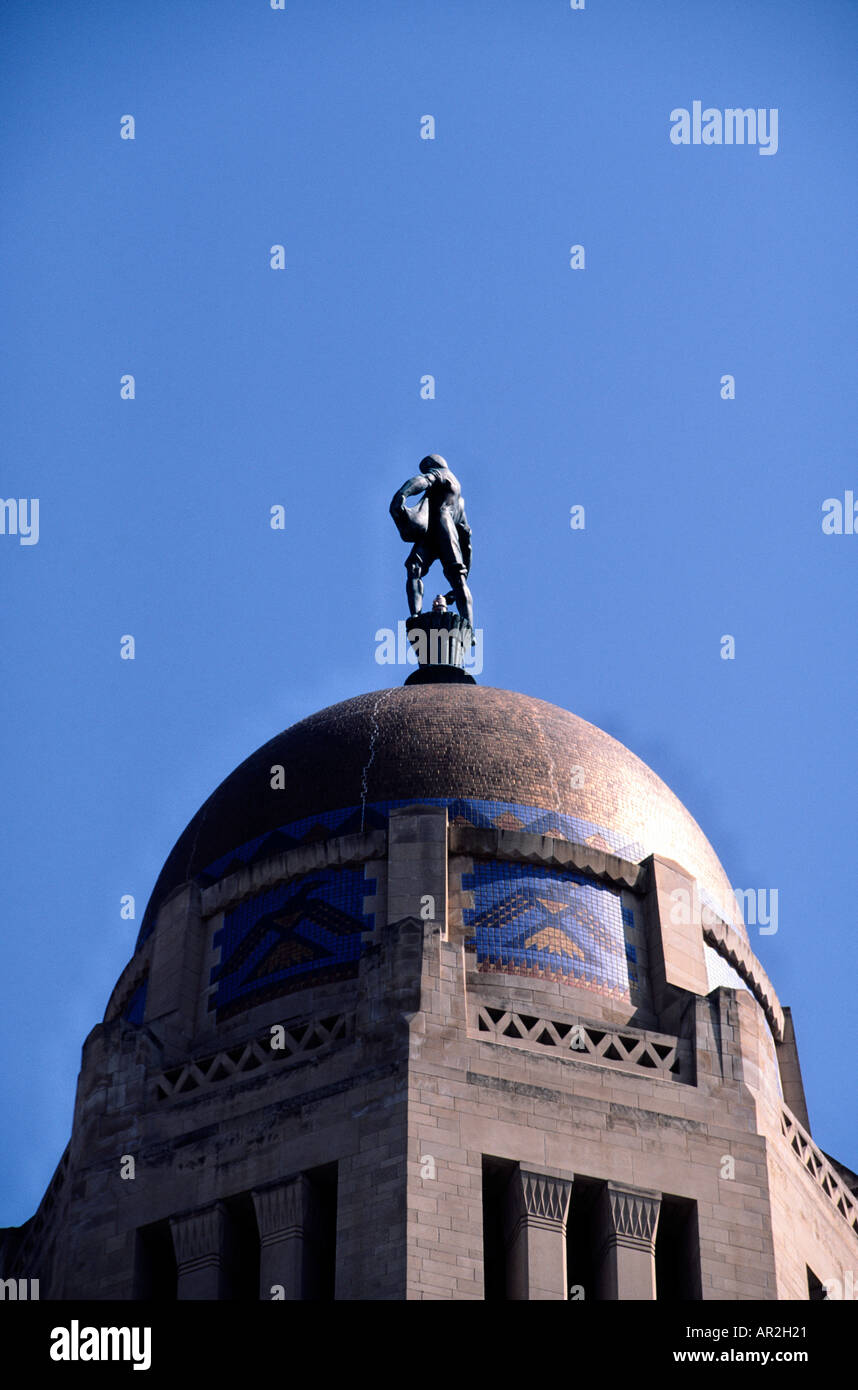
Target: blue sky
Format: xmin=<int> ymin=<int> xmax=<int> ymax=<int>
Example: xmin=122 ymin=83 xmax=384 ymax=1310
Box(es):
xmin=2 ymin=0 xmax=856 ymax=1225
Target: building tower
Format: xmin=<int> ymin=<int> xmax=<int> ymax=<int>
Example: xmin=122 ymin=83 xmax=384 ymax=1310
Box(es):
xmin=2 ymin=683 xmax=856 ymax=1300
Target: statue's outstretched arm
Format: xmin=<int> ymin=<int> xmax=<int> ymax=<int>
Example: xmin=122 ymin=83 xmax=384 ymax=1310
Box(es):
xmin=390 ymin=474 xmax=431 ymax=542
xmin=390 ymin=473 xmax=429 ymax=514
xmin=399 ymin=473 xmax=432 ymax=498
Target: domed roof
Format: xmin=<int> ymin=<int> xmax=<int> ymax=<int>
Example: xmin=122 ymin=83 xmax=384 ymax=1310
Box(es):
xmin=141 ymin=685 xmax=745 ymax=941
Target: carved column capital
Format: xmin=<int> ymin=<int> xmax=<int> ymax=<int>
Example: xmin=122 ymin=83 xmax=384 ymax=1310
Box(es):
xmin=504 ymin=1169 xmax=572 ymax=1243
xmin=252 ymin=1175 xmax=319 ymax=1249
xmin=169 ymin=1202 xmax=227 ymax=1273
xmin=602 ymin=1182 xmax=661 ymax=1253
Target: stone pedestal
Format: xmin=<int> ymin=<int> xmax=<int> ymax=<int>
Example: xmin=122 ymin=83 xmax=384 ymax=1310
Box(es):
xmin=595 ymin=1183 xmax=661 ymax=1300
xmin=404 ymin=612 xmax=475 ymax=685
xmin=503 ymin=1169 xmax=573 ymax=1300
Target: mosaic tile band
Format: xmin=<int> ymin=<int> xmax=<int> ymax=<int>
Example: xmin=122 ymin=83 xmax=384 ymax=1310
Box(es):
xmin=127 ymin=806 xmax=767 ymax=1027
xmin=209 ymin=867 xmax=375 ymax=1022
xmin=195 ymin=798 xmax=649 ymax=888
xmin=463 ymin=860 xmax=636 ymax=1002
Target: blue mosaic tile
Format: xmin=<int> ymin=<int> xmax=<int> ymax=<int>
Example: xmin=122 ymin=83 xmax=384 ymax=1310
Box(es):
xmin=198 ymin=806 xmax=389 ymax=886
xmin=139 ymin=799 xmax=652 ymax=956
xmin=462 ymin=861 xmax=632 ymax=1000
xmin=197 ymin=799 xmax=648 ymax=887
xmin=703 ymin=943 xmax=749 ymax=995
xmin=208 ymin=867 xmax=375 ymax=1021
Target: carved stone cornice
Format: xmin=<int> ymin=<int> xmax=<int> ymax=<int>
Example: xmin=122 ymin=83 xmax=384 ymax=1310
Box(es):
xmin=703 ymin=917 xmax=784 ymax=1041
xmin=201 ymin=831 xmax=386 ymax=918
xmin=450 ymin=824 xmax=644 ymax=893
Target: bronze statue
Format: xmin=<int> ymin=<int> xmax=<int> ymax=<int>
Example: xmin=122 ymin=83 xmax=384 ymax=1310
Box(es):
xmin=389 ymin=455 xmax=473 ymax=626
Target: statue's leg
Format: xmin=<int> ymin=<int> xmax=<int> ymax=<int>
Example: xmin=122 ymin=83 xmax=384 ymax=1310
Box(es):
xmin=437 ymin=515 xmax=473 ymax=626
xmin=445 ymin=565 xmax=473 ymax=627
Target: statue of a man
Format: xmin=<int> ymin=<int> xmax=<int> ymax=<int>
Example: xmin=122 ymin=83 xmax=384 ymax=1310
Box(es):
xmin=389 ymin=455 xmax=473 ymax=626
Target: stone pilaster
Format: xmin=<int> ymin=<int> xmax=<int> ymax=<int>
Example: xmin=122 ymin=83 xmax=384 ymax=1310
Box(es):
xmin=387 ymin=805 xmax=448 ymax=939
xmin=145 ymin=883 xmax=206 ymax=1047
xmin=503 ymin=1169 xmax=573 ymax=1300
xmin=595 ymin=1182 xmax=661 ymax=1300
xmin=644 ymin=856 xmax=709 ymax=1022
xmin=252 ymin=1175 xmax=320 ymax=1300
xmin=777 ymin=1007 xmax=810 ymax=1132
xmin=169 ymin=1202 xmax=229 ymax=1300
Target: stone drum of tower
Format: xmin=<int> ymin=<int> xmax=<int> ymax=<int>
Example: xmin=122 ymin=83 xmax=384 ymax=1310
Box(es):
xmin=3 ymin=684 xmax=856 ymax=1302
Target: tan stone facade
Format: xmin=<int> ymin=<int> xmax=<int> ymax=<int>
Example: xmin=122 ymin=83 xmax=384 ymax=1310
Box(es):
xmin=2 ymin=795 xmax=855 ymax=1301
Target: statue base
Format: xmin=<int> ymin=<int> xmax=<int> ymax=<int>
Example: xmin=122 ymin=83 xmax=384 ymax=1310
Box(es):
xmin=403 ymin=613 xmax=476 ymax=686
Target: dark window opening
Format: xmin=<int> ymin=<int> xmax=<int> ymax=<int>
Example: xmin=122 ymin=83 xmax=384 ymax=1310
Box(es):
xmin=566 ymin=1176 xmax=602 ymax=1301
xmin=481 ymin=1155 xmax=517 ymax=1301
xmin=655 ymin=1193 xmax=701 ymax=1301
xmin=304 ymin=1163 xmax=338 ymax=1301
xmin=222 ymin=1192 xmax=261 ymax=1301
xmin=133 ymin=1219 xmax=177 ymax=1301
xmin=807 ymin=1266 xmax=828 ymax=1301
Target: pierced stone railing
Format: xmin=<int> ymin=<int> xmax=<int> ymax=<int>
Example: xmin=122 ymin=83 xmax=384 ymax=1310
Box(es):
xmin=472 ymin=1003 xmax=692 ymax=1083
xmin=155 ymin=1012 xmax=351 ymax=1101
xmin=780 ymin=1106 xmax=858 ymax=1240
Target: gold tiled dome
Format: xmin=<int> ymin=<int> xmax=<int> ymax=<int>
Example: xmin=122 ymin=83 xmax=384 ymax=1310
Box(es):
xmin=142 ymin=685 xmax=746 ymax=942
